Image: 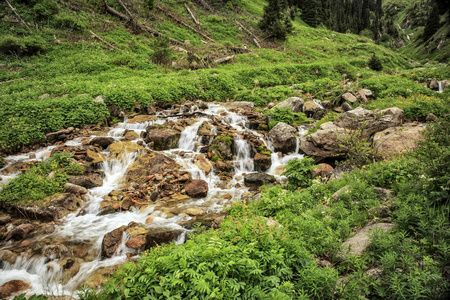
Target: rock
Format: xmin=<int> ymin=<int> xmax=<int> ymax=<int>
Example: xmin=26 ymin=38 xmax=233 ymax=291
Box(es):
xmin=373 ymin=187 xmax=393 ymax=201
xmin=64 ymin=183 xmax=88 ymax=194
xmin=97 ymin=206 xmax=116 ymax=216
xmin=356 ymin=90 xmax=368 ymax=103
xmin=332 ymin=185 xmax=351 ymax=201
xmin=299 ymin=122 xmax=347 ymax=160
xmin=312 ymin=163 xmax=334 ymax=178
xmin=428 ymin=78 xmax=439 ymax=90
xmin=268 ymin=122 xmax=297 ymax=153
xmin=195 ymin=155 xmax=213 ymax=174
xmin=361 ymin=89 xmax=374 ymax=99
xmin=0 ymin=212 xmax=11 ymax=225
xmin=426 ymin=113 xmax=438 ymax=122
xmin=223 ymin=101 xmax=254 ymax=110
xmin=275 ymin=97 xmax=304 ymax=113
xmin=146 ymin=129 xmax=181 ymax=150
xmin=94 ymin=95 xmax=105 ymax=104
xmin=186 ymin=208 xmax=205 ymax=216
xmin=125 ymin=235 xmax=146 ymax=249
xmin=89 ymin=137 xmax=115 ymax=149
xmin=185 ymin=180 xmax=209 ymax=198
xmin=127 ymin=115 xmax=157 ymax=123
xmin=341 ymin=92 xmax=358 ymax=103
xmin=334 ymin=107 xmax=404 ymax=138
xmin=244 ymin=173 xmax=276 ymax=188
xmin=340 ymin=223 xmax=395 ymax=257
xmin=303 ymin=100 xmax=323 ymax=117
xmin=101 ymin=226 xmax=126 ymax=258
xmin=254 ymin=153 xmax=272 ymax=171
xmin=342 ymin=102 xmax=352 ymax=112
xmin=85 ymin=149 xmax=105 ymax=165
xmin=68 ymin=173 xmax=103 ymax=189
xmin=373 ymin=125 xmax=425 ymax=159
xmin=321 ymin=100 xmax=331 ymax=108
xmin=43 ymin=243 xmax=69 ymax=259
xmin=368 ymin=206 xmax=390 ymax=218
xmin=365 ymin=268 xmax=382 ymax=279
xmin=124 ymin=131 xmax=139 ymax=140
xmin=126 ymin=149 xmax=180 ymax=185
xmin=215 ymin=160 xmax=233 ymax=172
xmin=49 ymin=193 xmax=82 ymax=211
xmin=109 ymin=142 xmax=144 ymax=158
xmin=0 ymin=250 xmax=18 ymax=264
xmin=145 ymin=228 xmax=185 ymax=248
xmin=209 ymin=135 xmax=233 ymax=161
xmin=5 ymin=224 xmax=34 ymax=241
xmin=198 ymin=121 xmax=214 ymax=136
xmin=0 ymin=280 xmax=31 ymax=299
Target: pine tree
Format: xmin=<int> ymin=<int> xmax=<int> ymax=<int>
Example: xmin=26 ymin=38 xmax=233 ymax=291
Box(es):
xmin=259 ymin=0 xmax=293 ymax=41
xmin=423 ymin=4 xmax=440 ymax=41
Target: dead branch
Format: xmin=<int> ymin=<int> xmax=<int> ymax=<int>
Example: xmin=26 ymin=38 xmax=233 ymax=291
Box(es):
xmin=235 ymin=19 xmax=261 ymax=48
xmin=184 ymin=3 xmax=200 ymax=26
xmin=227 ymin=45 xmax=251 ymax=54
xmin=89 ymin=30 xmax=122 ymax=51
xmin=214 ymin=55 xmax=235 ymax=64
xmin=5 ymin=0 xmax=31 ymax=31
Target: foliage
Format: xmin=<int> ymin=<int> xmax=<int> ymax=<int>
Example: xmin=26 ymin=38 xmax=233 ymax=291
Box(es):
xmin=283 ymin=157 xmax=315 ymax=190
xmin=0 ymin=153 xmax=83 ymax=205
xmin=307 ymin=112 xmax=339 ymax=134
xmin=0 ymin=35 xmax=47 ymax=56
xmin=263 ymin=107 xmax=309 ymax=129
xmin=368 ymin=53 xmax=383 ymax=71
xmin=151 ymin=37 xmax=172 ymax=65
xmin=12 ymin=294 xmax=47 ymax=300
xmin=259 ymin=0 xmax=293 ymax=41
xmin=361 ymin=75 xmax=432 ymax=98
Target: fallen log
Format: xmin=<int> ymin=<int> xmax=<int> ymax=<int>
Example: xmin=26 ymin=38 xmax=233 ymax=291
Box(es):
xmin=46 ymin=127 xmax=75 ymax=138
xmin=214 ymin=55 xmax=235 ymax=64
xmin=235 ymin=19 xmax=261 ymax=48
xmin=89 ymin=30 xmax=122 ymax=51
xmin=5 ymin=0 xmax=31 ymax=31
xmin=184 ymin=3 xmax=200 ymax=26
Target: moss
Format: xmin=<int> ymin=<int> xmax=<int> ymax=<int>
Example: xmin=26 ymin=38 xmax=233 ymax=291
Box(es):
xmin=211 ymin=154 xmax=222 ymax=162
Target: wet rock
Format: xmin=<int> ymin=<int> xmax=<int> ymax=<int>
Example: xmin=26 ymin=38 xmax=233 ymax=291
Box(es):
xmin=127 ymin=115 xmax=157 ymax=123
xmin=68 ymin=173 xmax=103 ymax=189
xmin=0 ymin=280 xmax=30 ymax=299
xmin=109 ymin=141 xmax=144 ymax=156
xmin=244 ymin=173 xmax=276 ymax=188
xmin=145 ymin=228 xmax=184 ymax=248
xmin=97 ymin=206 xmax=116 ymax=216
xmin=195 ymin=155 xmax=213 ymax=175
xmin=125 ymin=235 xmax=146 ymax=249
xmin=146 ymin=129 xmax=181 ymax=150
xmin=312 ymin=163 xmax=334 ymax=178
xmin=64 ymin=183 xmax=88 ymax=194
xmin=268 ymin=122 xmax=297 ymax=153
xmin=215 ymin=160 xmax=233 ymax=172
xmin=334 ymin=107 xmax=404 ymax=138
xmin=299 ymin=122 xmax=347 ymax=160
xmin=342 ymin=102 xmax=352 ymax=112
xmin=126 ymin=149 xmax=180 ymax=185
xmin=124 ymin=130 xmax=139 ymax=140
xmin=0 ymin=250 xmax=18 ymax=264
xmin=89 ymin=137 xmax=115 ymax=149
xmin=185 ymin=208 xmax=205 ymax=216
xmin=0 ymin=212 xmax=11 ymax=225
xmin=303 ymin=100 xmax=323 ymax=117
xmin=101 ymin=226 xmax=126 ymax=258
xmin=209 ymin=135 xmax=233 ymax=161
xmin=49 ymin=193 xmax=82 ymax=211
xmin=185 ymin=180 xmax=209 ymax=198
xmin=254 ymin=153 xmax=271 ymax=171
xmin=373 ymin=125 xmax=425 ymax=159
xmin=127 ymin=224 xmax=150 ymax=237
xmin=426 ymin=113 xmax=438 ymax=122
xmin=341 ymin=92 xmax=358 ymax=103
xmin=198 ymin=121 xmax=214 ymax=136
xmin=43 ymin=243 xmax=69 ymax=259
xmin=85 ymin=149 xmax=105 ymax=165
xmin=275 ymin=97 xmax=304 ymax=113
xmin=340 ymin=223 xmax=395 ymax=258
xmin=5 ymin=224 xmax=34 ymax=241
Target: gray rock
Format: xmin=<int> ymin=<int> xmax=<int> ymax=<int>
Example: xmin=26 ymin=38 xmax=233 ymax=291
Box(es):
xmin=68 ymin=173 xmax=103 ymax=189
xmin=373 ymin=187 xmax=393 ymax=201
xmin=223 ymin=101 xmax=254 ymax=110
xmin=341 ymin=92 xmax=358 ymax=103
xmin=342 ymin=102 xmax=352 ymax=112
xmin=299 ymin=122 xmax=347 ymax=160
xmin=275 ymin=97 xmax=304 ymax=113
xmin=269 ymin=122 xmax=297 ymax=153
xmin=145 ymin=227 xmax=185 ymax=248
xmin=64 ymin=183 xmax=88 ymax=194
xmin=368 ymin=205 xmax=391 ymax=218
xmin=244 ymin=173 xmax=276 ymax=188
xmin=373 ymin=125 xmax=425 ymax=159
xmin=89 ymin=137 xmax=115 ymax=149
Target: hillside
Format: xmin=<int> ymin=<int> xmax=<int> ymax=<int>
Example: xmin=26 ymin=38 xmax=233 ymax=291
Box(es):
xmin=0 ymin=0 xmax=449 ymax=299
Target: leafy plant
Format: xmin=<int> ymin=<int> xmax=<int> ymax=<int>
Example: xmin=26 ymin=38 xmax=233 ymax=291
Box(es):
xmin=151 ymin=37 xmax=172 ymax=65
xmin=283 ymin=157 xmax=315 ymax=190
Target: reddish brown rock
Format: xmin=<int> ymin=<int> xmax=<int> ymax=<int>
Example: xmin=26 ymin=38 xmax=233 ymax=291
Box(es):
xmin=125 ymin=235 xmax=146 ymax=249
xmin=5 ymin=224 xmax=35 ymax=241
xmin=101 ymin=226 xmax=126 ymax=258
xmin=146 ymin=129 xmax=181 ymax=150
xmin=185 ymin=180 xmax=209 ymax=198
xmin=254 ymin=153 xmax=272 ymax=171
xmin=0 ymin=280 xmax=30 ymax=299
xmin=312 ymin=163 xmax=334 ymax=178
xmin=89 ymin=137 xmax=115 ymax=149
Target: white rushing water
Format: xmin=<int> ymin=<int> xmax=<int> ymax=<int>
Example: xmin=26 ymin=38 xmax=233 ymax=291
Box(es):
xmin=0 ymin=103 xmax=310 ymax=296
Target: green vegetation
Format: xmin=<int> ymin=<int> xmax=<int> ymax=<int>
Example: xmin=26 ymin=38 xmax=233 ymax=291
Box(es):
xmin=0 ymin=153 xmax=83 ymax=206
xmin=283 ymin=157 xmax=315 ymax=190
xmin=263 ymin=107 xmax=310 ymax=129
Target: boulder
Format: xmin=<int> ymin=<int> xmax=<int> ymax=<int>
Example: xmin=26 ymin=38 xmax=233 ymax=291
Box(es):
xmin=195 ymin=155 xmax=213 ymax=174
xmin=244 ymin=173 xmax=276 ymax=188
xmin=43 ymin=243 xmax=69 ymax=259
xmin=361 ymin=89 xmax=374 ymax=99
xmin=0 ymin=280 xmax=30 ymax=299
xmin=5 ymin=224 xmax=34 ymax=241
xmin=341 ymin=92 xmax=358 ymax=103
xmin=109 ymin=141 xmax=144 ymax=157
xmin=198 ymin=121 xmax=214 ymax=136
xmin=125 ymin=235 xmax=146 ymax=249
xmin=209 ymin=136 xmax=233 ymax=161
xmin=17 ymin=193 xmax=81 ymax=221
xmin=312 ymin=163 xmax=334 ymax=178
xmin=0 ymin=212 xmax=11 ymax=225
xmin=145 ymin=228 xmax=185 ymax=248
xmin=342 ymin=102 xmax=352 ymax=112
xmin=368 ymin=205 xmax=391 ymax=218
xmin=303 ymin=100 xmax=323 ymax=117
xmin=340 ymin=223 xmax=395 ymax=258
xmin=254 ymin=153 xmax=272 ymax=171
xmin=146 ymin=129 xmax=181 ymax=150
xmin=334 ymin=107 xmax=404 ymax=138
xmin=356 ymin=90 xmax=368 ymax=103
xmin=268 ymin=122 xmax=297 ymax=153
xmin=64 ymin=183 xmax=88 ymax=194
xmin=126 ymin=149 xmax=180 ymax=185
xmin=89 ymin=137 xmax=115 ymax=149
xmin=68 ymin=173 xmax=103 ymax=189
xmin=275 ymin=97 xmax=304 ymax=113
xmin=299 ymin=122 xmax=347 ymax=160
xmin=49 ymin=193 xmax=82 ymax=211
xmin=428 ymin=78 xmax=439 ymax=90
xmin=373 ymin=125 xmax=425 ymax=159
xmin=127 ymin=115 xmax=157 ymax=123
xmin=215 ymin=160 xmax=233 ymax=172
xmin=85 ymin=149 xmax=105 ymax=165
xmin=124 ymin=131 xmax=139 ymax=141
xmin=185 ymin=180 xmax=209 ymax=198
xmin=101 ymin=226 xmax=126 ymax=258
xmin=426 ymin=113 xmax=438 ymax=122
xmin=185 ymin=208 xmax=205 ymax=216
xmin=0 ymin=250 xmax=18 ymax=264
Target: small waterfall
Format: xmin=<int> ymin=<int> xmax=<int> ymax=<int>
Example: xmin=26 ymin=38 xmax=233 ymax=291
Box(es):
xmin=234 ymin=138 xmax=254 ymax=174
xmin=438 ymin=81 xmax=444 ymax=93
xmin=178 ymin=120 xmax=205 ymax=151
xmin=313 ymin=99 xmax=325 ymax=110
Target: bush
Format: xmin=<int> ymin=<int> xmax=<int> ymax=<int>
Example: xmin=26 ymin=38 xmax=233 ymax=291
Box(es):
xmin=0 ymin=35 xmax=47 ymax=56
xmin=368 ymin=53 xmax=383 ymax=71
xmin=54 ymin=12 xmax=87 ymax=32
xmin=151 ymin=37 xmax=172 ymax=65
xmin=283 ymin=157 xmax=315 ymax=190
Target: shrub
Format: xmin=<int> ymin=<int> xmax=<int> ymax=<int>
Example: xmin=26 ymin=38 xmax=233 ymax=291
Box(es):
xmin=54 ymin=12 xmax=87 ymax=32
xmin=368 ymin=53 xmax=383 ymax=71
xmin=0 ymin=35 xmax=47 ymax=56
xmin=150 ymin=37 xmax=172 ymax=65
xmin=283 ymin=157 xmax=315 ymax=190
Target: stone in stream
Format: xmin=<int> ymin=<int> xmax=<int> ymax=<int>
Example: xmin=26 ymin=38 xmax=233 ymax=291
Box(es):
xmin=146 ymin=129 xmax=181 ymax=150
xmin=108 ymin=141 xmax=144 ymax=156
xmin=5 ymin=224 xmax=35 ymax=241
xmin=124 ymin=130 xmax=139 ymax=140
xmin=244 ymin=173 xmax=276 ymax=188
xmin=145 ymin=228 xmax=185 ymax=248
xmin=197 ymin=121 xmax=214 ymax=136
xmin=89 ymin=137 xmax=115 ymax=149
xmin=195 ymin=155 xmax=213 ymax=175
xmin=372 ymin=125 xmax=425 ymax=159
xmin=64 ymin=183 xmax=88 ymax=194
xmin=268 ymin=122 xmax=297 ymax=153
xmin=215 ymin=160 xmax=233 ymax=172
xmin=275 ymin=97 xmax=304 ymax=113
xmin=254 ymin=153 xmax=271 ymax=171
xmin=125 ymin=235 xmax=146 ymax=249
xmin=0 ymin=280 xmax=31 ymax=299
xmin=68 ymin=173 xmax=103 ymax=189
xmin=0 ymin=250 xmax=18 ymax=264
xmin=303 ymin=100 xmax=323 ymax=117
xmin=185 ymin=180 xmax=209 ymax=198
xmin=101 ymin=226 xmax=127 ymax=258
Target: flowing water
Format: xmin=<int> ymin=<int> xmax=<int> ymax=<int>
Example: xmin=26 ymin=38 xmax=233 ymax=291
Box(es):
xmin=0 ymin=104 xmax=308 ymax=296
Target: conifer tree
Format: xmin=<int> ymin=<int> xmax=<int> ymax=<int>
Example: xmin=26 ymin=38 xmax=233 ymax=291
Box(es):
xmin=259 ymin=0 xmax=293 ymax=41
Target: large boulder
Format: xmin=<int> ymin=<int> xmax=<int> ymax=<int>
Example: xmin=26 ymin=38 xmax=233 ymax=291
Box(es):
xmin=303 ymin=100 xmax=323 ymax=117
xmin=244 ymin=173 xmax=276 ymax=188
xmin=197 ymin=121 xmax=214 ymax=136
xmin=254 ymin=153 xmax=272 ymax=171
xmin=68 ymin=173 xmax=103 ymax=189
xmin=89 ymin=137 xmax=115 ymax=149
xmin=268 ymin=122 xmax=297 ymax=153
xmin=334 ymin=107 xmax=404 ymax=138
xmin=275 ymin=97 xmax=304 ymax=113
xmin=16 ymin=193 xmax=82 ymax=221
xmin=195 ymin=155 xmax=213 ymax=174
xmin=373 ymin=125 xmax=425 ymax=159
xmin=126 ymin=149 xmax=180 ymax=185
xmin=0 ymin=280 xmax=30 ymax=299
xmin=209 ymin=135 xmax=233 ymax=161
xmin=64 ymin=183 xmax=88 ymax=194
xmin=101 ymin=226 xmax=126 ymax=258
xmin=146 ymin=129 xmax=181 ymax=150
xmin=299 ymin=122 xmax=347 ymax=160
xmin=145 ymin=227 xmax=185 ymax=248
xmin=5 ymin=224 xmax=34 ymax=241
xmin=109 ymin=141 xmax=144 ymax=156
xmin=125 ymin=235 xmax=146 ymax=249
xmin=341 ymin=92 xmax=358 ymax=103
xmin=185 ymin=180 xmax=209 ymax=198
